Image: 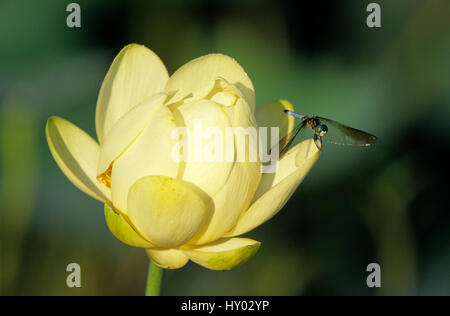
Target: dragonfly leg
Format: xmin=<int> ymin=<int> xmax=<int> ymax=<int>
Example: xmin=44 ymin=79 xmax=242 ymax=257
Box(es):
xmin=314 ymin=134 xmax=323 ymax=150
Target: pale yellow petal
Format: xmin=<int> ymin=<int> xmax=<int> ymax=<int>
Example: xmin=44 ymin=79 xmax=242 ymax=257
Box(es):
xmin=127 ymin=176 xmax=209 ymax=248
xmin=97 ymin=92 xmax=168 ymax=177
xmin=104 ymin=204 xmax=155 ymax=248
xmin=96 ymin=44 xmax=169 ymax=143
xmin=189 ymin=98 xmax=261 ymax=244
xmin=46 ymin=116 xmax=110 ymax=203
xmin=252 ymin=137 xmax=312 ymax=202
xmin=165 ymin=54 xmax=255 ymax=111
xmin=173 ymin=99 xmax=233 ymax=197
xmin=110 ymin=104 xmax=179 ymax=213
xmin=255 ymin=99 xmax=295 ymax=150
xmin=146 ymin=248 xmax=189 ymax=269
xmin=225 ymin=139 xmax=320 ymax=237
xmin=221 ymin=97 xmax=260 ymax=177
xmin=182 ymin=237 xmax=260 ymax=271
xmin=189 ymin=162 xmax=260 ymax=245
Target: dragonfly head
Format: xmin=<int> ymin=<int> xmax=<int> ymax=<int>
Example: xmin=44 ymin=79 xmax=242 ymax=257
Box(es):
xmin=315 ymin=124 xmax=328 ymax=137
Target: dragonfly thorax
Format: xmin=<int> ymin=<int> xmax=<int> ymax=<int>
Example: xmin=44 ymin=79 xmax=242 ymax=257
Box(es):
xmin=305 ymin=117 xmax=328 ymax=137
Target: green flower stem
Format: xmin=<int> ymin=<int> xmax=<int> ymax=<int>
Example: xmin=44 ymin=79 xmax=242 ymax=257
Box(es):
xmin=145 ymin=260 xmax=164 ymax=296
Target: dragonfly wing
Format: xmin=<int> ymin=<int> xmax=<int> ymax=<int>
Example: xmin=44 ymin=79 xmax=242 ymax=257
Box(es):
xmin=317 ymin=117 xmax=378 ymax=146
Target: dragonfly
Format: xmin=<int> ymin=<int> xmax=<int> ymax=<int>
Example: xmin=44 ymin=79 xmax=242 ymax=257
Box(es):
xmin=278 ymin=110 xmax=378 ymax=158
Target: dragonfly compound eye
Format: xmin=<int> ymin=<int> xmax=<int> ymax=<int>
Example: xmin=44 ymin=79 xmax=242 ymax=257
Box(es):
xmin=315 ymin=124 xmax=328 ymax=137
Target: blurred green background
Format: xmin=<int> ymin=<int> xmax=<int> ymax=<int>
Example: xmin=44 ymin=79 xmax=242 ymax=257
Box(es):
xmin=1 ymin=0 xmax=449 ymax=296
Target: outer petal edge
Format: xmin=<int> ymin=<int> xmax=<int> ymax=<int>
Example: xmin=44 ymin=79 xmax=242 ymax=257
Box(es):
xmin=182 ymin=237 xmax=261 ymax=271
xmin=46 ymin=116 xmax=110 ymax=203
xmin=104 ymin=204 xmax=155 ymax=248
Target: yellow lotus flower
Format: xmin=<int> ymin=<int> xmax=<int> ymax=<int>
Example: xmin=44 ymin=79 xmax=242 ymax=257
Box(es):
xmin=46 ymin=44 xmax=320 ymax=270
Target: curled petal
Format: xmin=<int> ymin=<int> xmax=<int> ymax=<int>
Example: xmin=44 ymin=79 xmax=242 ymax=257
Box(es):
xmin=165 ymin=54 xmax=255 ymax=111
